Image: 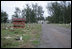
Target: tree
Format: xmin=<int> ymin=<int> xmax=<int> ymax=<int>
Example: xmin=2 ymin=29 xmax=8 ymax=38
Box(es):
xmin=62 ymin=1 xmax=71 ymax=23
xmin=22 ymin=9 xmax=26 ymax=18
xmin=22 ymin=4 xmax=38 ymax=23
xmin=12 ymin=3 xmax=44 ymax=23
xmin=46 ymin=16 xmax=52 ymax=23
xmin=47 ymin=2 xmax=59 ymax=23
xmin=37 ymin=6 xmax=44 ymax=21
xmin=24 ymin=4 xmax=32 ymax=23
xmin=37 ymin=16 xmax=44 ymax=20
xmin=32 ymin=3 xmax=38 ymax=22
xmin=38 ymin=6 xmax=44 ymax=18
xmin=30 ymin=10 xmax=37 ymax=23
xmin=12 ymin=7 xmax=21 ymax=18
xmin=32 ymin=3 xmax=44 ymax=21
xmin=67 ymin=2 xmax=71 ymax=23
xmin=1 ymin=11 xmax=8 ymax=23
xmin=32 ymin=3 xmax=38 ymax=16
xmin=46 ymin=1 xmax=71 ymax=24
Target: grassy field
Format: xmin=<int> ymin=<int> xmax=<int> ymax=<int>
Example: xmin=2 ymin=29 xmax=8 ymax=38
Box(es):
xmin=53 ymin=24 xmax=71 ymax=29
xmin=1 ymin=23 xmax=42 ymax=48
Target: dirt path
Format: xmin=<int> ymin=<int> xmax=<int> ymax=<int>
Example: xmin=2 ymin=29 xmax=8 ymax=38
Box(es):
xmin=38 ymin=24 xmax=71 ymax=48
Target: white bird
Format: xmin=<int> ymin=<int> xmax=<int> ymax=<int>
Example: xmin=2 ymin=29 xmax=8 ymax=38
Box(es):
xmin=70 ymin=22 xmax=71 ymax=25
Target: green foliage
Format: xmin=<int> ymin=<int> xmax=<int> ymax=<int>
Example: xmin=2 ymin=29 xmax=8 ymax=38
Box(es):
xmin=46 ymin=1 xmax=71 ymax=24
xmin=22 ymin=34 xmax=31 ymax=42
xmin=12 ymin=7 xmax=21 ymax=18
xmin=1 ymin=11 xmax=8 ymax=23
xmin=31 ymin=40 xmax=39 ymax=47
xmin=12 ymin=3 xmax=44 ymax=23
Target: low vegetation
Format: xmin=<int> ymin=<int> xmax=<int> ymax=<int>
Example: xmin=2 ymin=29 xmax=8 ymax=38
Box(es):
xmin=1 ymin=23 xmax=41 ymax=48
xmin=54 ymin=24 xmax=71 ymax=29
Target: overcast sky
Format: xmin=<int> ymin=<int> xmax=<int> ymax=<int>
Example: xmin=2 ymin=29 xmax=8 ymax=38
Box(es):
xmin=1 ymin=1 xmax=71 ymax=20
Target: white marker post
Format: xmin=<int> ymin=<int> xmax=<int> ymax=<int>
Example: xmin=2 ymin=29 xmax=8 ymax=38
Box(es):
xmin=70 ymin=22 xmax=71 ymax=25
xmin=20 ymin=36 xmax=22 ymax=40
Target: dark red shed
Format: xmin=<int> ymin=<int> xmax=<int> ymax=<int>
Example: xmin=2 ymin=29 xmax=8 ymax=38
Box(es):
xmin=12 ymin=18 xmax=25 ymax=28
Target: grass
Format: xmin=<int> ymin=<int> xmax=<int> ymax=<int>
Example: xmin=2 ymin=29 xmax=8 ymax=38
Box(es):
xmin=31 ymin=40 xmax=39 ymax=47
xmin=55 ymin=24 xmax=71 ymax=29
xmin=1 ymin=38 xmax=20 ymax=48
xmin=1 ymin=23 xmax=41 ymax=48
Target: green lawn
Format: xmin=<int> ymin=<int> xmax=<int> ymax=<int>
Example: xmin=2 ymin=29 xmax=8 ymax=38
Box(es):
xmin=54 ymin=24 xmax=71 ymax=29
xmin=1 ymin=23 xmax=41 ymax=48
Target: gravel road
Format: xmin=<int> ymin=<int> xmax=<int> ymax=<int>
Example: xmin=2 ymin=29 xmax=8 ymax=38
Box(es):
xmin=38 ymin=24 xmax=71 ymax=48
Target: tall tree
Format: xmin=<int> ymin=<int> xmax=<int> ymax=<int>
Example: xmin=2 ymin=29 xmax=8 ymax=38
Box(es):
xmin=12 ymin=7 xmax=21 ymax=18
xmin=25 ymin=4 xmax=32 ymax=23
xmin=32 ymin=3 xmax=44 ymax=21
xmin=38 ymin=6 xmax=44 ymax=17
xmin=61 ymin=1 xmax=71 ymax=23
xmin=37 ymin=6 xmax=44 ymax=20
xmin=30 ymin=10 xmax=37 ymax=23
xmin=46 ymin=1 xmax=71 ymax=23
xmin=32 ymin=3 xmax=38 ymax=17
xmin=22 ymin=9 xmax=26 ymax=18
xmin=1 ymin=11 xmax=8 ymax=23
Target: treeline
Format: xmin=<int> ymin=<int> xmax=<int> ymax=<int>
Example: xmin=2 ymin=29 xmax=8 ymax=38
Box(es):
xmin=1 ymin=1 xmax=71 ymax=24
xmin=12 ymin=3 xmax=44 ymax=23
xmin=1 ymin=3 xmax=44 ymax=23
xmin=46 ymin=1 xmax=71 ymax=24
xmin=1 ymin=10 xmax=8 ymax=23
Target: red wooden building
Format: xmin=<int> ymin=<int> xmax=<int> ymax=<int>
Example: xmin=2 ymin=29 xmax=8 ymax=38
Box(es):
xmin=12 ymin=18 xmax=25 ymax=28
